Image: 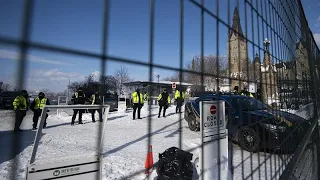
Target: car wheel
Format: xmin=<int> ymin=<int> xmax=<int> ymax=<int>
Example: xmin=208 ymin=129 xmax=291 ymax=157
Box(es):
xmin=237 ymin=126 xmax=260 ymax=152
xmin=188 ymin=114 xmax=200 ymax=132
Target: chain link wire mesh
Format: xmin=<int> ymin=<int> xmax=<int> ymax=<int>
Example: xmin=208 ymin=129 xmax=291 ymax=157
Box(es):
xmin=0 ymin=0 xmax=320 ymax=179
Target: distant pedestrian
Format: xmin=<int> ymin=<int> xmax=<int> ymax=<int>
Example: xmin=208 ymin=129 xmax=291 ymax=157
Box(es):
xmin=158 ymin=89 xmax=171 ymax=118
xmin=174 ymin=88 xmax=185 ymax=113
xmin=89 ymin=91 xmax=103 ymax=122
xmin=71 ymin=87 xmax=86 ymax=125
xmin=13 ymin=90 xmax=30 ymax=132
xmin=30 ymin=92 xmax=50 ymax=130
xmin=241 ymin=87 xmax=254 ymax=98
xmin=132 ymin=89 xmax=144 ymax=120
xmin=233 ymin=86 xmax=240 ymax=94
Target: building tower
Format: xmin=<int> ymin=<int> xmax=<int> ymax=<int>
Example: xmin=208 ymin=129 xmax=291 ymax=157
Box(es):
xmin=228 ymin=6 xmax=248 ymax=90
xmin=261 ymin=38 xmax=278 ymax=104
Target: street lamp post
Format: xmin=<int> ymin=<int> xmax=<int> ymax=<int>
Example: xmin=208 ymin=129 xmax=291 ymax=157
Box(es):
xmin=264 ymin=38 xmax=271 ymax=52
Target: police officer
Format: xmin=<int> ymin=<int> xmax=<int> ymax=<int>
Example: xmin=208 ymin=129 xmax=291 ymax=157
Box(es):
xmin=30 ymin=92 xmax=50 ymax=130
xmin=174 ymin=88 xmax=185 ymax=113
xmin=89 ymin=91 xmax=103 ymax=122
xmin=71 ymin=87 xmax=86 ymax=125
xmin=13 ymin=90 xmax=29 ymax=132
xmin=233 ymin=86 xmax=240 ymax=94
xmin=143 ymin=91 xmax=150 ymax=102
xmin=241 ymin=87 xmax=254 ymax=98
xmin=132 ymin=89 xmax=144 ymax=120
xmin=158 ymin=89 xmax=171 ymax=118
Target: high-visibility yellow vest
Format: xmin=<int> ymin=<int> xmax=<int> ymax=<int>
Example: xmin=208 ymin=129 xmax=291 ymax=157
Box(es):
xmin=91 ymin=94 xmax=102 ymax=104
xmin=75 ymin=92 xmax=85 ymax=98
xmin=175 ymin=90 xmax=185 ymax=99
xmin=143 ymin=93 xmax=149 ymax=101
xmin=132 ymin=92 xmax=144 ymax=104
xmin=241 ymin=92 xmax=254 ymax=98
xmin=13 ymin=95 xmax=27 ymax=110
xmin=158 ymin=93 xmax=171 ymax=104
xmin=34 ymin=97 xmax=47 ymax=110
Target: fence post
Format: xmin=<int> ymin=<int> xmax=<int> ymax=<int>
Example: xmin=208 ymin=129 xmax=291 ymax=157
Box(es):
xmin=315 ymin=124 xmax=320 ymax=180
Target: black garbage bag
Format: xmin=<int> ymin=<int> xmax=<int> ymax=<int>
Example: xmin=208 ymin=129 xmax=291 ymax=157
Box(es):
xmin=156 ymin=147 xmax=193 ymax=180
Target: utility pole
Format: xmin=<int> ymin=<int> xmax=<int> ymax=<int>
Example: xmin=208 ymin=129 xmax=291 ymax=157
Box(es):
xmin=156 ymin=75 xmax=160 ymax=94
xmin=68 ymin=79 xmax=70 ymax=100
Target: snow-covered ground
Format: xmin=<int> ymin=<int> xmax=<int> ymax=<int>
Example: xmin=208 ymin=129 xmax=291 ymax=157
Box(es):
xmin=0 ymin=105 xmax=311 ymax=180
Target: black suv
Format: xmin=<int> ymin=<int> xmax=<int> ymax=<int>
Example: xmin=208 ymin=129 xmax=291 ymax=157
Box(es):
xmin=0 ymin=91 xmax=21 ymax=109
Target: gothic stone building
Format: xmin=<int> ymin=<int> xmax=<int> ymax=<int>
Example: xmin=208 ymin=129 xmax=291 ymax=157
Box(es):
xmin=228 ymin=6 xmax=278 ymax=102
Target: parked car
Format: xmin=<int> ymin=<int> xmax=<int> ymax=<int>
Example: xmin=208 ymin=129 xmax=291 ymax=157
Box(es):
xmin=0 ymin=91 xmax=21 ymax=109
xmin=184 ymin=94 xmax=311 ymax=153
xmin=103 ymin=93 xmax=118 ymax=112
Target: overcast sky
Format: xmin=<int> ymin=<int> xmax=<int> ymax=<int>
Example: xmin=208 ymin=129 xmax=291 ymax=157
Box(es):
xmin=0 ymin=0 xmax=319 ymax=93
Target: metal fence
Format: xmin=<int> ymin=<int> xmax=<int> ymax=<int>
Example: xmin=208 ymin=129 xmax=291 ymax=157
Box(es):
xmin=1 ymin=0 xmax=320 ymax=179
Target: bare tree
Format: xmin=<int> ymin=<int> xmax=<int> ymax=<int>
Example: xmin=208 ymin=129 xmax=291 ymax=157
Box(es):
xmin=40 ymin=88 xmax=50 ymax=95
xmin=0 ymin=81 xmax=12 ymax=93
xmin=68 ymin=81 xmax=83 ymax=93
xmin=185 ymin=55 xmax=227 ymax=84
xmin=114 ymin=66 xmax=133 ymax=94
xmin=162 ymin=72 xmax=180 ymax=82
xmin=162 ymin=55 xmax=228 ymax=86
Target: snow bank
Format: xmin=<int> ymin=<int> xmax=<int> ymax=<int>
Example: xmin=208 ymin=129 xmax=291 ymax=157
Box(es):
xmin=0 ymin=104 xmax=313 ymax=179
xmin=281 ymin=103 xmax=314 ymax=120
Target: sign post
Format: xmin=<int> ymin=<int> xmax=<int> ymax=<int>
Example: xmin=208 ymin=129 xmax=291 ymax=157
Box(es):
xmin=57 ymin=96 xmax=68 ymax=116
xmin=199 ymin=100 xmax=229 ymax=180
xmin=118 ymin=97 xmax=127 ymax=113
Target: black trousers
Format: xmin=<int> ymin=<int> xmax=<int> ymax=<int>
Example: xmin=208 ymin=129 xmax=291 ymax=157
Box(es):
xmin=158 ymin=105 xmax=168 ymax=117
xmin=72 ymin=109 xmax=83 ymax=123
xmin=176 ymin=99 xmax=183 ymax=113
xmin=33 ymin=110 xmax=49 ymax=128
xmin=14 ymin=109 xmax=27 ymax=131
xmin=133 ymin=103 xmax=142 ymax=119
xmin=90 ymin=109 xmax=103 ymax=122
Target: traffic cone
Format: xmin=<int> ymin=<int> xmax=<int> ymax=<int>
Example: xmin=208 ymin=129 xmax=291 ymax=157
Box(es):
xmin=144 ymin=145 xmax=154 ymax=175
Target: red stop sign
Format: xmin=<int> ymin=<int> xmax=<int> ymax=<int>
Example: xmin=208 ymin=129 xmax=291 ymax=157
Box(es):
xmin=210 ymin=105 xmax=216 ymax=115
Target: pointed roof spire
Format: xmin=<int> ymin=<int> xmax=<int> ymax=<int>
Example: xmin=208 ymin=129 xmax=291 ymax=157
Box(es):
xmin=298 ymin=1 xmax=308 ymax=43
xmin=254 ymin=53 xmax=260 ymax=64
xmin=229 ymin=5 xmax=244 ymax=39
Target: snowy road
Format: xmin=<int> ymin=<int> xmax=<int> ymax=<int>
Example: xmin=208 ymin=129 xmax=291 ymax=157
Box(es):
xmin=0 ymin=106 xmax=296 ymax=179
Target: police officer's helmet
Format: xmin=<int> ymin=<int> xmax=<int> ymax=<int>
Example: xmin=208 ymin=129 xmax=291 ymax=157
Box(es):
xmin=21 ymin=90 xmax=28 ymax=96
xmin=78 ymin=87 xmax=83 ymax=92
xmin=38 ymin=92 xmax=45 ymax=97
